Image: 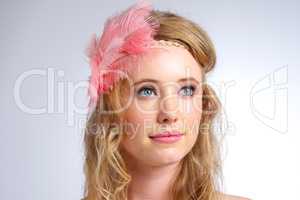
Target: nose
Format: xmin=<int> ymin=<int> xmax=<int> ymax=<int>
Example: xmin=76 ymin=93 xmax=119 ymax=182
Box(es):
xmin=157 ymin=95 xmax=179 ymax=124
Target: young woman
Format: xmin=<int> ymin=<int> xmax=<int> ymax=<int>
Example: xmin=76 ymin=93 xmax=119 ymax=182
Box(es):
xmin=83 ymin=1 xmax=250 ymax=200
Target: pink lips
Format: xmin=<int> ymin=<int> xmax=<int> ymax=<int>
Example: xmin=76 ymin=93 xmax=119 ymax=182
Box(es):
xmin=149 ymin=131 xmax=184 ymax=144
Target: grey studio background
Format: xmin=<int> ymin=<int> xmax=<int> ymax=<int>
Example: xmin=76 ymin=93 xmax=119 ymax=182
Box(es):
xmin=1 ymin=0 xmax=299 ymax=200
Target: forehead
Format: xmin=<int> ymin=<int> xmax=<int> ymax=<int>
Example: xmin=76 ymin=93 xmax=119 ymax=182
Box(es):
xmin=129 ymin=46 xmax=202 ymax=84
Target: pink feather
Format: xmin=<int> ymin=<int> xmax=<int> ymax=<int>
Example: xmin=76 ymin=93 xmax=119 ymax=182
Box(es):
xmin=85 ymin=0 xmax=159 ymax=111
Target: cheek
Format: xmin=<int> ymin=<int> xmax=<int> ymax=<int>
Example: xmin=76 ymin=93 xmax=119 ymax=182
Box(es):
xmin=177 ymin=87 xmax=202 ymax=111
xmin=179 ymin=96 xmax=202 ymax=127
xmin=122 ymin=96 xmax=160 ymax=135
xmin=178 ymin=97 xmax=202 ymax=149
xmin=123 ymin=105 xmax=154 ymax=138
xmin=120 ymin=121 xmax=158 ymax=166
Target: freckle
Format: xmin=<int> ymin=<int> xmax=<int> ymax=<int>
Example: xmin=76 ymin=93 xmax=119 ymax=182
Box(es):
xmin=143 ymin=139 xmax=151 ymax=147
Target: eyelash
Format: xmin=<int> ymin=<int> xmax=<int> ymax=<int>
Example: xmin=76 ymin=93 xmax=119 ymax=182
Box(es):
xmin=137 ymin=85 xmax=196 ymax=97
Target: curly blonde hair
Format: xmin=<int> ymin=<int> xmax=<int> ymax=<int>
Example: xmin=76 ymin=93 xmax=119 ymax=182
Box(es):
xmin=83 ymin=10 xmax=223 ymax=200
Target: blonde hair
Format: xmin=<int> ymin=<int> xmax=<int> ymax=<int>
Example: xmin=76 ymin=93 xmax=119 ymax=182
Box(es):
xmin=83 ymin=10 xmax=222 ymax=200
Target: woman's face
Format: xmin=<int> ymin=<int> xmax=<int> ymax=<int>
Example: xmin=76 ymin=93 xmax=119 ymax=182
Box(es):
xmin=120 ymin=46 xmax=203 ymax=167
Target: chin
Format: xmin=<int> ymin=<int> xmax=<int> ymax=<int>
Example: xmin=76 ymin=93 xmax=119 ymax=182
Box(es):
xmin=144 ymin=147 xmax=188 ymax=166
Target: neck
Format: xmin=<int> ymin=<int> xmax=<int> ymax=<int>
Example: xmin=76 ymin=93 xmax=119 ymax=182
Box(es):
xmin=124 ymin=155 xmax=182 ymax=200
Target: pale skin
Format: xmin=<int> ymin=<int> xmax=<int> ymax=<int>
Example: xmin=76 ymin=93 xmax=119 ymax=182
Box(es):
xmin=119 ymin=46 xmax=249 ymax=200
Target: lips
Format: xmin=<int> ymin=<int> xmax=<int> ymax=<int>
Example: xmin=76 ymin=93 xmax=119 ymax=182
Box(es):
xmin=149 ymin=131 xmax=184 ymax=138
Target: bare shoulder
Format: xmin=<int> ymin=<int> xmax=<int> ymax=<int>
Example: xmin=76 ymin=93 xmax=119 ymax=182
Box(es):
xmin=220 ymin=193 xmax=251 ymax=200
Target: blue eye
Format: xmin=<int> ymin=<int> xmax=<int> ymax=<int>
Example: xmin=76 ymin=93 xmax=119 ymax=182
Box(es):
xmin=179 ymin=85 xmax=195 ymax=96
xmin=137 ymin=85 xmax=196 ymax=97
xmin=137 ymin=86 xmax=157 ymax=97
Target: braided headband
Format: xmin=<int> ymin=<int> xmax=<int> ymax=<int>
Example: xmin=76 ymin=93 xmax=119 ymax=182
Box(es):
xmin=85 ymin=1 xmax=186 ymax=113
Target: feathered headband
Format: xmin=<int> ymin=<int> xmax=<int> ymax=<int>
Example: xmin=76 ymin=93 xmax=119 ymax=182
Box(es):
xmin=85 ymin=0 xmax=186 ymax=114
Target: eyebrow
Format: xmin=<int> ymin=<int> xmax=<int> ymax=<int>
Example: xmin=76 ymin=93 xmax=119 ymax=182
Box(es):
xmin=133 ymin=77 xmax=200 ymax=86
